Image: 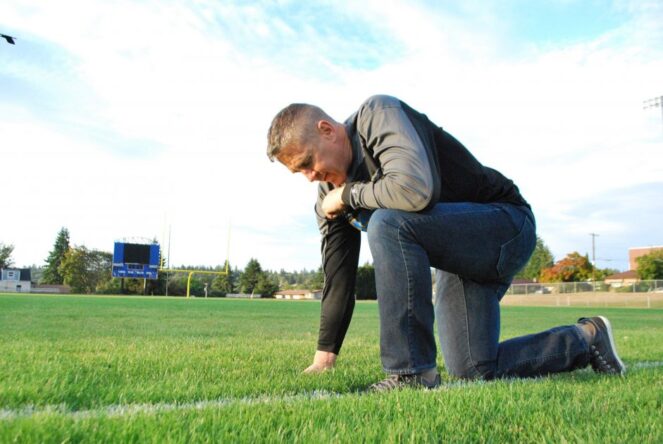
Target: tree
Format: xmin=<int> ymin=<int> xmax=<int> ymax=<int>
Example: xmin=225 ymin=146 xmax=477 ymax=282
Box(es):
xmin=540 ymin=252 xmax=594 ymax=282
xmin=29 ymin=264 xmax=45 ymax=284
xmin=516 ymin=236 xmax=554 ymax=280
xmin=306 ymin=266 xmax=324 ymax=290
xmin=636 ymin=250 xmax=663 ymax=280
xmin=255 ymin=272 xmax=279 ymax=296
xmin=42 ymin=228 xmax=70 ymax=284
xmin=0 ymin=243 xmax=14 ymax=269
xmin=238 ymin=258 xmax=263 ymax=294
xmin=355 ymin=262 xmax=377 ymax=300
xmin=164 ymin=273 xmax=189 ymax=296
xmin=59 ymin=246 xmax=112 ymax=293
xmin=212 ymin=260 xmax=235 ymax=295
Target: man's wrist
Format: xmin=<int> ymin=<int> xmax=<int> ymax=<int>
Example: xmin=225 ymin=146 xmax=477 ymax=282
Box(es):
xmin=341 ymin=182 xmax=357 ymax=206
xmin=317 ymin=342 xmax=341 ymax=354
xmin=314 ymin=350 xmax=337 ymax=364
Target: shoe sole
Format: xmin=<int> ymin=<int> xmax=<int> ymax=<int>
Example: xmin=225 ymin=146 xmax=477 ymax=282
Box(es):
xmin=597 ymin=315 xmax=626 ymax=375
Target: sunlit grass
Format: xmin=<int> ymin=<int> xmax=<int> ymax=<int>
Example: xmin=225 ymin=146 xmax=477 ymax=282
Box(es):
xmin=1 ymin=294 xmax=661 ymax=442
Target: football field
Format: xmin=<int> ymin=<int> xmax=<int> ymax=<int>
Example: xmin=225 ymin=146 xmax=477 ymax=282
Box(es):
xmin=1 ymin=294 xmax=661 ymax=442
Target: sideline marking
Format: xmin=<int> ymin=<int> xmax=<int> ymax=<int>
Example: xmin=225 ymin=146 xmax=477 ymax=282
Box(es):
xmin=631 ymin=360 xmax=663 ymax=369
xmin=2 ymin=361 xmax=662 ymax=421
xmin=0 ymin=391 xmax=342 ymax=421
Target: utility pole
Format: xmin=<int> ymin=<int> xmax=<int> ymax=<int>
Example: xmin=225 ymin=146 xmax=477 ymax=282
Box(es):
xmin=589 ymin=233 xmax=599 ymax=291
xmin=166 ymin=225 xmax=171 ymax=297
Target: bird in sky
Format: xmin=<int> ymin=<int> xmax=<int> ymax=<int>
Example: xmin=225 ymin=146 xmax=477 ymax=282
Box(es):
xmin=1 ymin=34 xmax=16 ymax=45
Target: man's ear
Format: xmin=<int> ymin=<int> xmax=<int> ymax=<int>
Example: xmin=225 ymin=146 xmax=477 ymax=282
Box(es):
xmin=316 ymin=120 xmax=335 ymax=139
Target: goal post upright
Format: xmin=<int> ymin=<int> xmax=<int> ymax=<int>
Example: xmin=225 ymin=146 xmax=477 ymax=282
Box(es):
xmin=158 ymin=220 xmax=232 ymax=298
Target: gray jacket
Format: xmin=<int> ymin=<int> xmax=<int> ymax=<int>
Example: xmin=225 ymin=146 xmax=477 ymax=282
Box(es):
xmin=314 ymin=95 xmax=529 ymax=354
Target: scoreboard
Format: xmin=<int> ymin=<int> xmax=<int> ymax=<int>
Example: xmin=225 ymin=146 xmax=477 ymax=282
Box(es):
xmin=112 ymin=242 xmax=160 ymax=279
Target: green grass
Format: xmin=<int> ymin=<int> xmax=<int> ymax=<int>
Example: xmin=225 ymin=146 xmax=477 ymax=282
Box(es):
xmin=1 ymin=294 xmax=661 ymax=443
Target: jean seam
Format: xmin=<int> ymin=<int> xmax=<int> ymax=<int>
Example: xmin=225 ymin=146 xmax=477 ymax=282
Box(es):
xmin=506 ymin=351 xmax=572 ymax=370
xmin=397 ymin=217 xmax=416 ymax=371
xmin=459 ymin=276 xmax=484 ymax=379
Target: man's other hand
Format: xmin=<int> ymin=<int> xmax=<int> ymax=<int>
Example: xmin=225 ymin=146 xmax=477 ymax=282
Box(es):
xmin=303 ymin=350 xmax=338 ymax=373
xmin=321 ymin=186 xmax=345 ymax=219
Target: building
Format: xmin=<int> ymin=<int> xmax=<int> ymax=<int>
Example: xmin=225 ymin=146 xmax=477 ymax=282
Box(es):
xmin=226 ymin=293 xmax=263 ymax=299
xmin=0 ymin=268 xmax=32 ymax=293
xmin=604 ymin=270 xmax=639 ymax=289
xmin=629 ymin=246 xmax=663 ymax=270
xmin=31 ymin=284 xmax=71 ymax=294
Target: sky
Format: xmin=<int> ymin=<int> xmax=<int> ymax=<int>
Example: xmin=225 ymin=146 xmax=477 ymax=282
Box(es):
xmin=1 ymin=0 xmax=662 ymax=273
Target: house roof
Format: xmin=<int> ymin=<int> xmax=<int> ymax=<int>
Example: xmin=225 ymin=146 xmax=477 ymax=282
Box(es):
xmin=0 ymin=268 xmax=31 ymax=281
xmin=605 ymin=270 xmax=638 ymax=280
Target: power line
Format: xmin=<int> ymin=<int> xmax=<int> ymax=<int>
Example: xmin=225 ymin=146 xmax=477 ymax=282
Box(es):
xmin=643 ymin=95 xmax=663 ymax=124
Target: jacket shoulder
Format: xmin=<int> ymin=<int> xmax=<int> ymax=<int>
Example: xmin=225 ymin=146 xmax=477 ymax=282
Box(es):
xmin=359 ymin=94 xmax=401 ymax=111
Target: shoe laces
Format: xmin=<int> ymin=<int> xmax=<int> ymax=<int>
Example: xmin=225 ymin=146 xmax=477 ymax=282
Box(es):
xmin=369 ymin=374 xmax=416 ymax=391
xmin=590 ymin=344 xmax=614 ymax=372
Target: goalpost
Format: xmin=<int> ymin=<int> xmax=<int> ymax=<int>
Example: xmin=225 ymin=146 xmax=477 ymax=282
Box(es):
xmin=158 ymin=223 xmax=232 ymax=298
xmin=158 ymin=266 xmax=229 ymax=299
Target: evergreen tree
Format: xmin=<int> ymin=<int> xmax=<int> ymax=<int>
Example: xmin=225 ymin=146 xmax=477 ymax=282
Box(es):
xmin=516 ymin=236 xmax=554 ymax=280
xmin=238 ymin=258 xmax=263 ymax=294
xmin=355 ymin=262 xmax=376 ymax=300
xmin=212 ymin=260 xmax=234 ymax=295
xmin=42 ymin=228 xmax=70 ymax=284
xmin=255 ymin=272 xmax=279 ymax=296
xmin=0 ymin=243 xmax=14 ymax=269
xmin=306 ymin=266 xmax=324 ymax=290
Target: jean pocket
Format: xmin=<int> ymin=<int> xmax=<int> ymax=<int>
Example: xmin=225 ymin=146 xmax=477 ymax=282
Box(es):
xmin=496 ymin=217 xmax=536 ymax=279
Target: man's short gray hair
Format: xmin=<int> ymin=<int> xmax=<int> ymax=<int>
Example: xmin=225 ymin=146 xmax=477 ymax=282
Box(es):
xmin=266 ymin=103 xmax=332 ymax=162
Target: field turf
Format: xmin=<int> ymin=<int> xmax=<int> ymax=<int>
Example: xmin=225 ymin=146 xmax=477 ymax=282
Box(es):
xmin=1 ymin=294 xmax=661 ymax=443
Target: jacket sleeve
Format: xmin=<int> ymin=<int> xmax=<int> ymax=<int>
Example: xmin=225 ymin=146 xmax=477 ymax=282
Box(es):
xmin=315 ymin=186 xmax=361 ymax=354
xmin=341 ymin=97 xmax=435 ymax=212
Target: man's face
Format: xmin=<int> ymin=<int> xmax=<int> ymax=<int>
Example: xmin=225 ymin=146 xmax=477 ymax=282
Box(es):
xmin=279 ymin=125 xmax=350 ymax=187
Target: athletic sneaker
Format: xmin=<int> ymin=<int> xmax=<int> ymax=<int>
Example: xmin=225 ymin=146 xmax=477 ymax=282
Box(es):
xmin=368 ymin=371 xmax=441 ymax=392
xmin=578 ymin=316 xmax=626 ymax=375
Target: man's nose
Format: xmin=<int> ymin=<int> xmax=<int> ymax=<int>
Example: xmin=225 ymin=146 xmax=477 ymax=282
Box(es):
xmin=303 ymin=170 xmax=318 ymax=182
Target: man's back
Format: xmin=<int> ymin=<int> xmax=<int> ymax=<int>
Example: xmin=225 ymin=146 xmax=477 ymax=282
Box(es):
xmin=347 ymin=95 xmax=529 ymax=210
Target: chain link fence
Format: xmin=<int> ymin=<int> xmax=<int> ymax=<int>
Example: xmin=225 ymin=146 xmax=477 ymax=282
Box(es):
xmin=507 ymin=280 xmax=663 ymax=295
xmin=503 ymin=280 xmax=663 ymax=309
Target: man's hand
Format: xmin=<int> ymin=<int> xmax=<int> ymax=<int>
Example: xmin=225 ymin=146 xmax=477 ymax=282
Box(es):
xmin=321 ymin=186 xmax=346 ymax=219
xmin=303 ymin=350 xmax=337 ymax=373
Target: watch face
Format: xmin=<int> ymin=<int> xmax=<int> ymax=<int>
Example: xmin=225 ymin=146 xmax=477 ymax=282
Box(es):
xmin=345 ymin=209 xmax=373 ymax=232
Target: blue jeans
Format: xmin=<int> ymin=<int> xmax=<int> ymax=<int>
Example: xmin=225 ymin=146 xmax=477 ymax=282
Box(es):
xmin=366 ymin=202 xmax=590 ymax=377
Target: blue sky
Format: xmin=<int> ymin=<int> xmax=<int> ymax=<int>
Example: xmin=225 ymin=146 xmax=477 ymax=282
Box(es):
xmin=1 ymin=0 xmax=662 ymax=273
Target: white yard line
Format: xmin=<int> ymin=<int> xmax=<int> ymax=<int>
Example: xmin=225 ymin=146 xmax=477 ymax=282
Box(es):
xmin=2 ymin=361 xmax=662 ymax=422
xmin=630 ymin=360 xmax=663 ymax=369
xmin=0 ymin=391 xmax=341 ymax=421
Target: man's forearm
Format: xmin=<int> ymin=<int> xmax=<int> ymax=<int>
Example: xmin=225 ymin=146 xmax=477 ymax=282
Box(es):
xmin=318 ymin=286 xmax=356 ymax=353
xmin=317 ymin=219 xmax=361 ymax=354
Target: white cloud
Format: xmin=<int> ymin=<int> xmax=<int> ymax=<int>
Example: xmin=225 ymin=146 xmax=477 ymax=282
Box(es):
xmin=1 ymin=0 xmax=661 ymax=273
